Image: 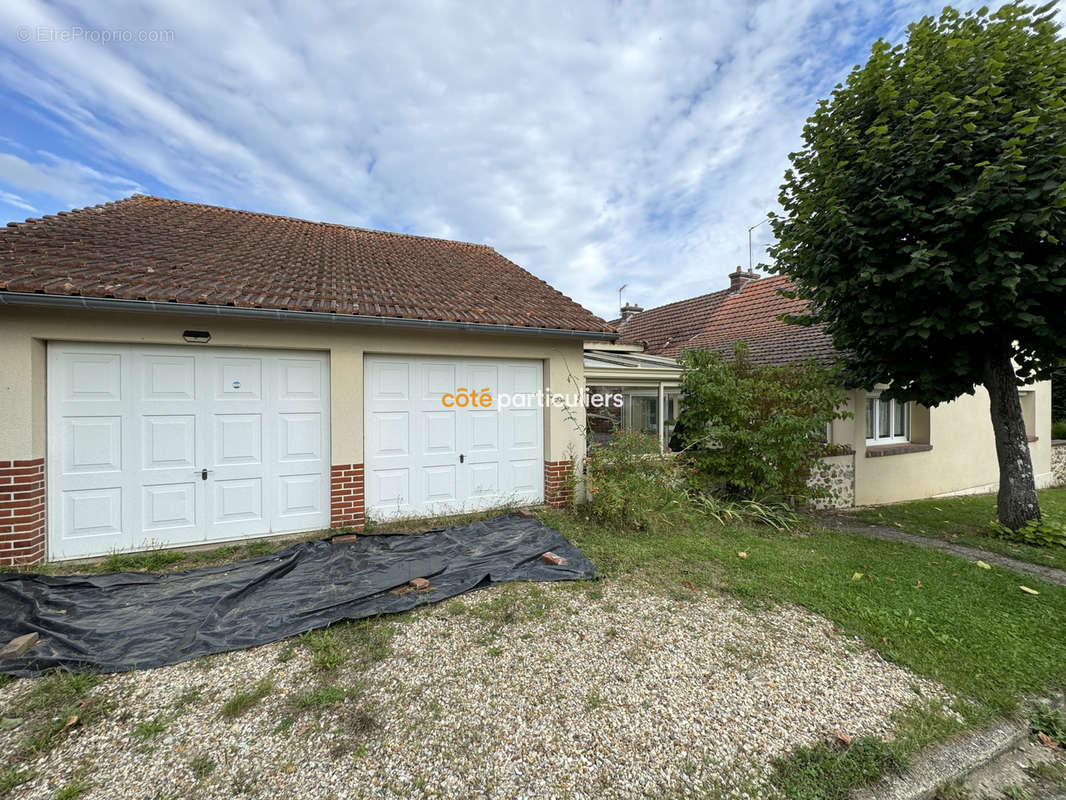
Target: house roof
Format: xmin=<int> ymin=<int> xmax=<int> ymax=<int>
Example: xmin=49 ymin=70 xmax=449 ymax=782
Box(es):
xmin=0 ymin=195 xmax=613 ymax=335
xmin=615 ymin=274 xmax=838 ymax=365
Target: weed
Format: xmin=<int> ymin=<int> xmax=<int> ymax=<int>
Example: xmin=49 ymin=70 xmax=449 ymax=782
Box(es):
xmin=219 ymin=676 xmax=274 ymax=719
xmin=1026 ymin=758 xmax=1066 ymax=789
xmin=584 ymin=690 xmax=608 ymax=711
xmin=0 ymin=767 xmax=36 ymax=795
xmin=272 ymin=716 xmax=295 ymax=735
xmin=1000 ymin=784 xmax=1033 ymax=800
xmin=1030 ymin=702 xmax=1066 ymax=743
xmin=277 ymin=643 xmax=296 ymax=663
xmin=101 ymin=549 xmax=185 ymax=573
xmin=195 ymin=653 xmax=222 ymax=672
xmin=933 ymin=778 xmax=971 ymax=799
xmin=4 ymin=670 xmax=108 ymax=765
xmin=289 ymin=684 xmax=350 ymax=709
xmin=244 ymin=541 xmax=276 ymax=558
xmin=189 ymin=753 xmax=215 ymax=780
xmin=299 ymin=630 xmax=344 ymax=672
xmin=0 ymin=674 xmax=13 ymax=690
xmin=131 ymin=714 xmax=169 ymax=739
xmin=191 ymin=545 xmax=238 ymax=564
xmin=230 ymin=767 xmax=258 ymax=795
xmin=54 ymin=774 xmax=93 ymax=800
xmin=172 ymin=687 xmax=202 ymax=710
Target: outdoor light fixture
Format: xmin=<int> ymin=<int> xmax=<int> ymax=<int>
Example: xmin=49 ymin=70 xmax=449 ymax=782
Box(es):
xmin=182 ymin=330 xmax=211 ymax=343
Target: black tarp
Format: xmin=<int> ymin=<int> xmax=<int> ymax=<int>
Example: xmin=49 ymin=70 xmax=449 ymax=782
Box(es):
xmin=0 ymin=514 xmax=596 ymax=676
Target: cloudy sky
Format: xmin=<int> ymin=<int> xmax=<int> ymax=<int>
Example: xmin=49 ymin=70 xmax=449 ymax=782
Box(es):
xmin=0 ymin=0 xmax=1007 ymax=319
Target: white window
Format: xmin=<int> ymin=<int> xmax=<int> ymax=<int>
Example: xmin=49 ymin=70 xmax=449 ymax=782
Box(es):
xmin=865 ymin=393 xmax=910 ymax=445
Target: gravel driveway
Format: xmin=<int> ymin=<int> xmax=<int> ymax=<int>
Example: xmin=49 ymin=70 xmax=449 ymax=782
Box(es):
xmin=1 ymin=580 xmax=946 ymax=799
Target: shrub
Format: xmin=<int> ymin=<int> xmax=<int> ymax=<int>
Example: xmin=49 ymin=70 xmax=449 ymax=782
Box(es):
xmin=672 ymin=342 xmax=849 ymax=501
xmin=583 ymin=430 xmax=801 ymax=532
xmin=989 ymin=514 xmax=1066 ymax=548
xmin=1052 ymin=419 xmax=1066 ymax=440
xmin=584 ymin=429 xmax=692 ymax=530
xmin=1030 ymin=702 xmax=1066 ymax=744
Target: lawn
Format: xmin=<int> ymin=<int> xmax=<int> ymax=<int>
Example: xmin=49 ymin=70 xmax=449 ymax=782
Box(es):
xmin=854 ymin=486 xmax=1066 ymax=568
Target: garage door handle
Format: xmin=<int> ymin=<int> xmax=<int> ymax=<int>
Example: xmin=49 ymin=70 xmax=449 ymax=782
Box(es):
xmin=459 ymin=454 xmax=464 ymax=464
xmin=201 ymin=468 xmax=212 ymax=480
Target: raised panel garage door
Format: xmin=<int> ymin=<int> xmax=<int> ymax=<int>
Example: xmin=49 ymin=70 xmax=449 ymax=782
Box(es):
xmin=364 ymin=356 xmax=544 ymax=520
xmin=47 ymin=342 xmax=330 ymax=560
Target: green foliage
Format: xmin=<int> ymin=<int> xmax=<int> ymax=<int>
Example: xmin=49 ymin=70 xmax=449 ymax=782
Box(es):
xmin=289 ymin=684 xmax=352 ymax=709
xmin=100 ymin=549 xmax=185 ymax=573
xmin=189 ymin=753 xmax=215 ymax=780
xmin=0 ymin=767 xmax=35 ymax=796
xmin=2 ymin=670 xmax=108 ymax=770
xmin=990 ymin=514 xmax=1066 ymax=547
xmin=54 ymin=774 xmax=93 ymax=800
xmin=672 ymin=342 xmax=848 ymax=501
xmin=1030 ymin=701 xmax=1066 ymax=743
xmin=1052 ymin=419 xmax=1066 ymax=440
xmin=688 ymin=493 xmax=798 ymax=531
xmin=584 ymin=429 xmax=692 ymax=530
xmin=219 ymin=676 xmax=274 ymax=719
xmin=131 ymin=714 xmax=170 ymax=739
xmin=771 ymin=3 xmax=1066 ymax=403
xmin=770 ymin=737 xmax=906 ymax=800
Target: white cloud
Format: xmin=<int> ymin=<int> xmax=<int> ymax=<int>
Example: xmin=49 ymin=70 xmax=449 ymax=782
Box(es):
xmin=0 ymin=0 xmax=983 ymax=317
xmin=0 ymin=189 xmax=36 ymax=212
xmin=0 ymin=150 xmax=142 ymax=207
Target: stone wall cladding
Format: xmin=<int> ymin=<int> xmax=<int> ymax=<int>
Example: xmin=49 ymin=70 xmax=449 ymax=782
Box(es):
xmin=0 ymin=458 xmax=46 ymax=566
xmin=808 ymin=454 xmax=856 ymax=510
xmin=544 ymin=460 xmax=574 ymax=508
xmin=330 ymin=463 xmax=365 ymax=530
xmin=1053 ymin=441 xmax=1066 ymax=487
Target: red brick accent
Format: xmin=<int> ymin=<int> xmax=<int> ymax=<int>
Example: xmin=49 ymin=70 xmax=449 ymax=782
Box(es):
xmin=330 ymin=463 xmax=365 ymax=530
xmin=0 ymin=458 xmax=46 ymax=566
xmin=544 ymin=460 xmax=573 ymax=508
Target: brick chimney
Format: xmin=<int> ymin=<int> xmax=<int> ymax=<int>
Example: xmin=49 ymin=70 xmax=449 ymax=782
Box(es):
xmin=619 ymin=302 xmax=644 ymax=322
xmin=728 ymin=267 xmax=760 ymax=294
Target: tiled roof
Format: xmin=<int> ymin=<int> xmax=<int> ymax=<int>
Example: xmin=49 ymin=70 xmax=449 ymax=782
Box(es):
xmin=615 ymin=275 xmax=838 ymax=365
xmin=0 ymin=195 xmax=612 ymax=334
xmin=613 ymin=290 xmax=731 ymax=356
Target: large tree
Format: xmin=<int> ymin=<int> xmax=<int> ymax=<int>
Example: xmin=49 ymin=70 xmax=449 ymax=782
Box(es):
xmin=770 ymin=2 xmax=1066 ymax=529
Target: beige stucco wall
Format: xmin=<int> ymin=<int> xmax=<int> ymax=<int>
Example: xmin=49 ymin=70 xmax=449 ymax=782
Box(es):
xmin=0 ymin=308 xmax=587 ymax=467
xmin=826 ymin=382 xmax=1054 ymax=506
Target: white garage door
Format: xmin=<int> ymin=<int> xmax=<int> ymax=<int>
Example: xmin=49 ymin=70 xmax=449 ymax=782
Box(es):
xmin=47 ymin=342 xmax=330 ymax=560
xmin=364 ymin=355 xmax=544 ymax=520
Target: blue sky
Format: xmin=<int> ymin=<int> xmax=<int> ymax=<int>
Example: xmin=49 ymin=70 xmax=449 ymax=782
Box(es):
xmin=0 ymin=0 xmax=1012 ymax=319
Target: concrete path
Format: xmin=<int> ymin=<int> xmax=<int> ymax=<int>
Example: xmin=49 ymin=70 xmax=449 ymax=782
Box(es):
xmin=816 ymin=514 xmax=1066 ymax=588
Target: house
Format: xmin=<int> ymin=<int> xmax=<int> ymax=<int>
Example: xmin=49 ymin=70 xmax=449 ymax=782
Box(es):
xmin=0 ymin=195 xmax=615 ymax=564
xmin=588 ymin=268 xmax=1062 ymax=507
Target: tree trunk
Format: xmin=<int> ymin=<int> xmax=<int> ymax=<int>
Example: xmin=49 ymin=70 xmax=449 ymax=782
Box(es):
xmin=982 ymin=349 xmax=1040 ymax=530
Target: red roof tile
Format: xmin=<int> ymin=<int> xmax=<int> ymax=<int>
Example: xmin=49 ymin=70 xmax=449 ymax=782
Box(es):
xmin=616 ymin=275 xmax=837 ymax=365
xmin=0 ymin=195 xmax=612 ymax=334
